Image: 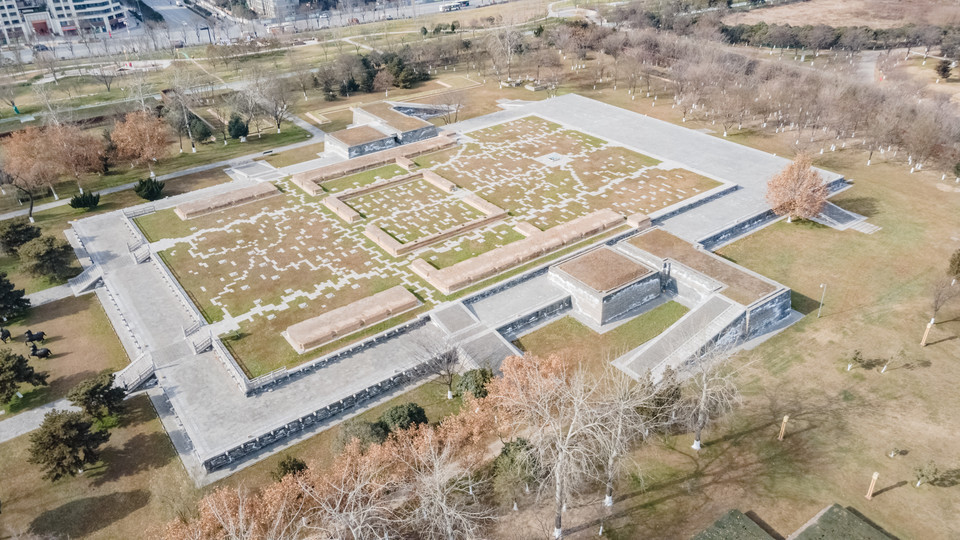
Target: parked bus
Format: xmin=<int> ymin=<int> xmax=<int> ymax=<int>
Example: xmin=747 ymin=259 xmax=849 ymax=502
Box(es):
xmin=439 ymin=1 xmax=468 ymax=12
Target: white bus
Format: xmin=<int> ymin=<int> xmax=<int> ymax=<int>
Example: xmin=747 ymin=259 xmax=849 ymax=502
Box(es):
xmin=439 ymin=1 xmax=468 ymax=12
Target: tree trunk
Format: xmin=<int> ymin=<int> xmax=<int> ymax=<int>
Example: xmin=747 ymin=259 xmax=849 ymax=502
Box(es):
xmin=554 ymin=471 xmax=564 ymax=538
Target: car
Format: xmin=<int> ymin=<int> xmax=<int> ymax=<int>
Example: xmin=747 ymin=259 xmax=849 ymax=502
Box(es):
xmin=31 ymin=44 xmax=49 ymax=51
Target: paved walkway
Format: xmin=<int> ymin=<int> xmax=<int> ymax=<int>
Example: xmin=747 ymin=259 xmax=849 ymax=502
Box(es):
xmin=0 ymin=398 xmax=79 ymax=444
xmin=25 ymin=283 xmax=74 ymax=307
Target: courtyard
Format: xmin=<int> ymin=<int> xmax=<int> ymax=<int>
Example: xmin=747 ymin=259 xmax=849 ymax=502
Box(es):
xmin=133 ymin=106 xmax=724 ymax=378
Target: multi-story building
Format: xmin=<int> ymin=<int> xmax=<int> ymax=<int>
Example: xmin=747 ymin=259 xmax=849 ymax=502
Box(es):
xmin=0 ymin=0 xmax=126 ymax=41
xmin=246 ymin=0 xmax=295 ymax=21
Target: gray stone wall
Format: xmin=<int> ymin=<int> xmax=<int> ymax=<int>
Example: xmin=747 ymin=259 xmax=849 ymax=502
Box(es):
xmin=745 ymin=288 xmax=791 ymax=339
xmin=348 ymin=136 xmax=399 ymax=158
xmin=601 ymin=273 xmax=662 ymax=324
xmin=398 ymin=125 xmax=439 ymax=145
xmin=496 ymin=297 xmax=572 ymax=341
xmin=549 ymin=271 xmax=662 ymax=325
xmin=661 ymin=261 xmax=723 ymax=305
xmin=202 ymin=360 xmax=433 ymax=472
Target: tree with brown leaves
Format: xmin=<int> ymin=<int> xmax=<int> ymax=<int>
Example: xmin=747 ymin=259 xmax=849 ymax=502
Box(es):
xmin=111 ymin=111 xmax=170 ymax=176
xmin=765 ymin=154 xmax=829 ymax=222
xmin=1 ymin=126 xmax=61 ymax=217
xmin=49 ymin=124 xmax=106 ymax=191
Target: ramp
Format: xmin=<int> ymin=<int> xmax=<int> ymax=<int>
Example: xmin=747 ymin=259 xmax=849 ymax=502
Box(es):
xmin=812 ymin=202 xmax=880 ymax=234
xmin=615 ymin=295 xmax=744 ymax=381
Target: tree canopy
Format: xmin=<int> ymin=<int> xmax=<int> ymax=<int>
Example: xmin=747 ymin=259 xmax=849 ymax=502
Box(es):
xmin=28 ymin=409 xmax=110 ymax=481
xmin=765 ymin=154 xmax=829 ymax=222
xmin=0 ymin=348 xmax=47 ymax=403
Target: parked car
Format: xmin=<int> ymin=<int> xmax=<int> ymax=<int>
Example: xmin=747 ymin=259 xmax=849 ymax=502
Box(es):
xmin=32 ymin=44 xmax=49 ymax=52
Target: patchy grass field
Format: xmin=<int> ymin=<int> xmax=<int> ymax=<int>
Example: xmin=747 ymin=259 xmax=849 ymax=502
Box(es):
xmin=321 ymin=163 xmax=409 ymax=193
xmin=420 ymin=223 xmax=526 ymax=269
xmin=428 ymin=115 xmax=717 ymax=229
xmin=0 ymin=396 xmax=195 ymax=540
xmin=515 ymin=302 xmax=690 ymax=375
xmin=0 ymin=295 xmax=129 ymax=417
xmin=346 ymin=178 xmax=483 ymax=243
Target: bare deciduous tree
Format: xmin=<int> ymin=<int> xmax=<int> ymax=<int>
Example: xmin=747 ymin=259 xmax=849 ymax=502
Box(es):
xmin=489 ymin=355 xmax=605 ymax=539
xmin=393 ymin=424 xmax=494 ymax=540
xmin=675 ymin=349 xmax=742 ymax=451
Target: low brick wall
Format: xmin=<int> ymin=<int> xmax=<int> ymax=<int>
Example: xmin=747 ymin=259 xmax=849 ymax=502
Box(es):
xmin=362 ymin=192 xmax=507 ymax=257
xmin=422 ymin=170 xmax=456 ymax=193
xmin=283 ymin=286 xmax=419 ymax=353
xmin=412 ymin=209 xmax=625 ymax=295
xmin=290 ymin=132 xmax=456 ymax=195
xmin=514 ymin=222 xmax=541 ymax=237
xmin=323 ymin=196 xmax=362 ymax=224
xmin=174 ymin=183 xmax=280 ymax=220
xmin=365 ymin=212 xmax=506 ymax=257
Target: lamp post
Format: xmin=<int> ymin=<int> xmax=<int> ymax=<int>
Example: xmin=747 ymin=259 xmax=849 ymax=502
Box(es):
xmin=818 ymin=283 xmax=827 ymax=318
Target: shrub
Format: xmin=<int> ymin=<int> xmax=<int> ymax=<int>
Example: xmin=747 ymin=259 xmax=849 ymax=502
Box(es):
xmin=334 ymin=419 xmax=389 ymax=452
xmin=190 ymin=118 xmax=212 ymax=142
xmin=134 ymin=178 xmax=165 ymax=201
xmin=0 ymin=272 xmax=29 ymax=320
xmin=227 ymin=114 xmax=248 ymax=139
xmin=379 ymin=402 xmax=428 ymax=431
xmin=456 ymin=368 xmax=493 ymax=398
xmin=271 ymin=455 xmax=307 ymax=481
xmin=67 ymin=373 xmax=125 ymax=420
xmin=19 ymin=236 xmax=75 ymax=280
xmin=0 ymin=217 xmax=41 ymax=255
xmin=69 ymin=191 xmax=101 ymax=210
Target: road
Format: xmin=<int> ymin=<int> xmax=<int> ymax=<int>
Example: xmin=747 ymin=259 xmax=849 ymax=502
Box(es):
xmin=0 ymin=0 xmax=505 ymax=63
xmin=141 ymin=0 xmax=209 ymax=32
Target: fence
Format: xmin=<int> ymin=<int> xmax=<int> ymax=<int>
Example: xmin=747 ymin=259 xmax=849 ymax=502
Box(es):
xmin=201 ymin=360 xmax=434 ymax=472
xmin=210 ymin=315 xmax=433 ymax=397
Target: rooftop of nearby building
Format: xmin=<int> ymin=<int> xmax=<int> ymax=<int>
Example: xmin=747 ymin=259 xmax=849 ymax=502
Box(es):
xmin=359 ymin=102 xmax=433 ymax=132
xmin=328 ymin=125 xmax=393 ymax=147
xmin=628 ymin=228 xmax=777 ymax=305
xmin=557 ymin=247 xmax=652 ymax=293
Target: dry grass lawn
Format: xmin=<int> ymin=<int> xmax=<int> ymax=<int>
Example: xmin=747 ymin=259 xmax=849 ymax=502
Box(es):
xmin=724 ymin=0 xmax=960 ymax=28
xmin=0 ymin=396 xmax=196 ymax=540
xmin=0 ymin=295 xmax=130 ymax=417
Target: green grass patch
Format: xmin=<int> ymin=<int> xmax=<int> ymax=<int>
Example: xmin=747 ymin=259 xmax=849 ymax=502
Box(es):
xmin=321 ymin=164 xmax=409 ymax=193
xmin=420 ymin=224 xmax=525 ymax=269
xmin=515 ymin=301 xmax=689 ymax=372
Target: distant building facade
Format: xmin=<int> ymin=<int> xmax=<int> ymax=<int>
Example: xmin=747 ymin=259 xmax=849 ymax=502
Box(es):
xmin=0 ymin=0 xmax=125 ymax=41
xmin=246 ymin=0 xmax=295 ymax=20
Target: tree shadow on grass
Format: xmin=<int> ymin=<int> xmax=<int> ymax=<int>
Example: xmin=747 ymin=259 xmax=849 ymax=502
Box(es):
xmin=88 ymin=431 xmax=175 ymax=487
xmin=931 ymin=468 xmax=960 ymax=488
xmin=836 ymin=197 xmax=881 ymax=218
xmin=29 ymin=490 xmax=150 ymax=538
xmin=570 ymin=389 xmax=873 ymax=537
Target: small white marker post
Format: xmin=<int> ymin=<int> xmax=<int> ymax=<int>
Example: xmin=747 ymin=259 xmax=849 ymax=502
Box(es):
xmin=921 ymin=318 xmax=935 ymax=347
xmin=778 ymin=415 xmax=789 ymax=441
xmin=865 ymin=472 xmax=880 ymax=500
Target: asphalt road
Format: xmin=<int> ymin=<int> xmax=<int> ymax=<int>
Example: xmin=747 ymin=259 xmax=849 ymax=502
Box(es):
xmin=0 ymin=0 xmax=501 ymax=63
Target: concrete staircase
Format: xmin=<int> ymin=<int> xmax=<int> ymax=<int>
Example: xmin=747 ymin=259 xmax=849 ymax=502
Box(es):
xmin=615 ymin=295 xmax=744 ymax=381
xmin=114 ymin=351 xmax=156 ymax=392
xmin=67 ymin=264 xmax=103 ymax=295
